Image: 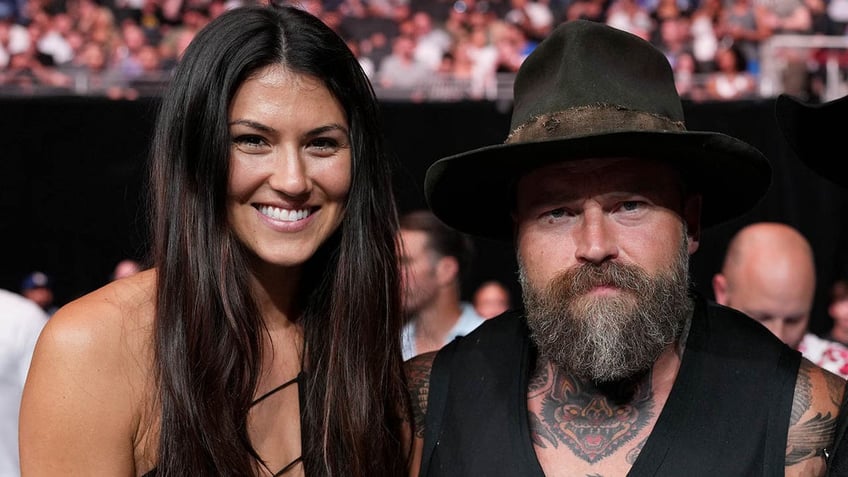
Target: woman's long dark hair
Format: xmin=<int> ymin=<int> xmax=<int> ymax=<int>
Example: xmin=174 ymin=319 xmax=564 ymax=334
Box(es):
xmin=148 ymin=5 xmax=409 ymax=475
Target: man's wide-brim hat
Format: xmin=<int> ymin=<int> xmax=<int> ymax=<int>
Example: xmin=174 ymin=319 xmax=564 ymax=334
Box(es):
xmin=424 ymin=20 xmax=771 ymax=240
xmin=775 ymin=93 xmax=848 ymax=188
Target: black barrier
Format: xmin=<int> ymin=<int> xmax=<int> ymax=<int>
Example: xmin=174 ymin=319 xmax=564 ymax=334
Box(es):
xmin=1 ymin=97 xmax=846 ymax=335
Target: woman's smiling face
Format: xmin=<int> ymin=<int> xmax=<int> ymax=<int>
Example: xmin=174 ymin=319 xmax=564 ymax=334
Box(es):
xmin=226 ymin=64 xmax=351 ymax=270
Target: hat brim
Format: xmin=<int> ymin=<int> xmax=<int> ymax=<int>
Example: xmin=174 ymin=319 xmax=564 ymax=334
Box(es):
xmin=425 ymin=130 xmax=771 ymax=240
xmin=775 ymin=94 xmax=848 ymax=188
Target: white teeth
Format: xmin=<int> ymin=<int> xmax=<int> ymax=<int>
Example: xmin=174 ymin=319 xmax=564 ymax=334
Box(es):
xmin=258 ymin=205 xmax=310 ymax=222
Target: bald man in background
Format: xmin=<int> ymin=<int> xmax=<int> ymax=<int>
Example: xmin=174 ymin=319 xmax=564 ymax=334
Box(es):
xmin=714 ymin=222 xmax=848 ymax=378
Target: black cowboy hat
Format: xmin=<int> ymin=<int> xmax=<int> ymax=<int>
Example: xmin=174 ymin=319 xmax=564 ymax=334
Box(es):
xmin=775 ymin=93 xmax=848 ymax=188
xmin=424 ymin=20 xmax=771 ymax=241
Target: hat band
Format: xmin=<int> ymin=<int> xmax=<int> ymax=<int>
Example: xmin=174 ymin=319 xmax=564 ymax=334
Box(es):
xmin=505 ymin=105 xmax=686 ymax=143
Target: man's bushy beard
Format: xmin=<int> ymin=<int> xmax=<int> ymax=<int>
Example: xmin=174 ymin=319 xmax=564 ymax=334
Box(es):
xmin=519 ymin=235 xmax=693 ymax=384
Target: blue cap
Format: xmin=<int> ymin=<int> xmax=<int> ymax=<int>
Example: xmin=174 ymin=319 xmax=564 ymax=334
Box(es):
xmin=21 ymin=271 xmax=52 ymax=291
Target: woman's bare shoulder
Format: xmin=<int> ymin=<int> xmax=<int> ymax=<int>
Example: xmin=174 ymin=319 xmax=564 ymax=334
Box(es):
xmin=20 ymin=269 xmax=159 ymax=474
xmin=42 ymin=268 xmax=157 ymax=355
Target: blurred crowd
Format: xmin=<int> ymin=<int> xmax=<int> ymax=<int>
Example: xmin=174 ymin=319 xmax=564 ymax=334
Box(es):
xmin=1 ymin=0 xmax=847 ymax=100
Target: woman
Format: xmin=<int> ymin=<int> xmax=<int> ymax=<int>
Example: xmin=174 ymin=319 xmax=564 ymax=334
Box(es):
xmin=19 ymin=4 xmax=411 ymax=476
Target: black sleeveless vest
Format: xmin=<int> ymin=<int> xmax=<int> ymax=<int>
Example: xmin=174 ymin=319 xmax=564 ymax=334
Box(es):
xmin=420 ymin=294 xmax=801 ymax=477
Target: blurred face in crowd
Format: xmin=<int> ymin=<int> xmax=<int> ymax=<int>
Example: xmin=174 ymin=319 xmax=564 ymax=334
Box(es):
xmin=24 ymin=287 xmax=54 ymax=310
xmin=514 ymin=157 xmax=700 ymax=382
xmin=227 ymin=65 xmax=351 ymax=273
xmin=712 ymin=222 xmax=815 ymax=350
xmin=399 ymin=229 xmax=441 ymax=316
xmin=473 ymin=281 xmax=510 ymax=319
xmin=831 ymin=281 xmax=848 ymax=333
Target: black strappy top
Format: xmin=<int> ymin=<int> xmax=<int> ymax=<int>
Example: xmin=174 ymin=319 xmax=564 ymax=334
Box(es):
xmin=141 ymin=371 xmax=305 ymax=477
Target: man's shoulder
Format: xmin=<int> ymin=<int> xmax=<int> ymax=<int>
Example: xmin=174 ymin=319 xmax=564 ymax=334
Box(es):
xmin=702 ymin=299 xmax=792 ymax=354
xmin=453 ymin=308 xmax=528 ymax=346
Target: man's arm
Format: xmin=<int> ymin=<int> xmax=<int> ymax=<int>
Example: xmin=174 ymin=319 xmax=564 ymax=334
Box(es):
xmin=404 ymin=351 xmax=437 ymax=477
xmin=786 ymin=359 xmax=847 ymax=476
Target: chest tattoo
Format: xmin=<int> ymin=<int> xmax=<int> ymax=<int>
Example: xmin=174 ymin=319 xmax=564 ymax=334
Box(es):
xmin=530 ymin=367 xmax=655 ymax=463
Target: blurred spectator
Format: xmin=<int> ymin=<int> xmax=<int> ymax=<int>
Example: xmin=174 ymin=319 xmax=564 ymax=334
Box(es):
xmin=653 ymin=0 xmax=691 ymax=23
xmin=376 ymin=33 xmax=432 ymax=95
xmin=410 ymin=10 xmax=452 ymax=70
xmin=492 ymin=20 xmax=532 ymax=72
xmin=606 ymin=0 xmax=654 ymax=40
xmin=126 ymin=43 xmax=166 ymax=93
xmin=356 ymin=29 xmax=392 ymax=68
xmin=564 ymin=0 xmax=606 ymax=22
xmin=704 ymin=43 xmax=757 ymax=100
xmin=0 ymin=0 xmax=841 ymax=100
xmin=503 ymin=0 xmax=554 ymax=42
xmin=0 ymin=288 xmax=48 ymax=477
xmin=112 ymin=19 xmax=150 ymax=78
xmin=689 ymin=0 xmax=721 ymax=72
xmin=673 ymin=50 xmax=707 ymax=100
xmin=0 ymin=11 xmax=30 ymax=68
xmin=34 ymin=10 xmax=75 ymax=66
xmin=67 ymin=40 xmax=128 ymax=97
xmin=716 ymin=0 xmax=771 ymax=73
xmin=464 ymin=25 xmax=498 ymax=97
xmin=757 ymin=0 xmax=813 ymax=33
xmin=0 ymin=0 xmax=18 ymax=22
xmin=713 ymin=222 xmax=848 ymax=378
xmin=111 ymin=258 xmax=142 ymax=281
xmin=70 ymin=0 xmax=119 ymax=48
xmin=398 ymin=209 xmax=484 ymax=360
xmin=472 ymin=279 xmax=511 ymax=319
xmin=827 ymin=278 xmax=848 ymax=347
xmin=654 ymin=16 xmax=693 ymax=69
xmin=20 ymin=271 xmax=58 ymax=316
xmin=346 ymin=37 xmax=375 ymax=78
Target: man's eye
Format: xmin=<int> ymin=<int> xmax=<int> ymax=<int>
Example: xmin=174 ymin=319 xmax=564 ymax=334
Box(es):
xmin=621 ymin=201 xmax=642 ymax=211
xmin=547 ymin=208 xmax=566 ymax=219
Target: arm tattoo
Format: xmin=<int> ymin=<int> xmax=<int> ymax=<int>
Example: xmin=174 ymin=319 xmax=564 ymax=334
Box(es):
xmin=790 ymin=366 xmax=812 ymax=427
xmin=786 ymin=412 xmax=837 ymax=464
xmin=787 ymin=361 xmax=838 ymax=465
xmin=404 ymin=353 xmax=435 ymax=438
xmin=825 ymin=375 xmax=847 ymax=408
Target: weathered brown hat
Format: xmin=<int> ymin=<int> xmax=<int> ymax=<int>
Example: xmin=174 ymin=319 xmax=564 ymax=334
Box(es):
xmin=425 ymin=20 xmax=771 ymax=240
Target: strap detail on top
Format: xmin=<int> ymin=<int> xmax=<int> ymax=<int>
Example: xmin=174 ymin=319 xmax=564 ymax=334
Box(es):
xmin=273 ymin=456 xmax=303 ymax=476
xmin=252 ymin=371 xmax=306 ymax=476
xmin=251 ymin=371 xmax=304 ymax=407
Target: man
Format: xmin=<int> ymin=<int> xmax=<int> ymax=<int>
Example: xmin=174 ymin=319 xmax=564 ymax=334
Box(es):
xmin=827 ymin=278 xmax=848 ymax=347
xmin=399 ymin=209 xmax=485 ymax=360
xmin=472 ymin=280 xmax=512 ymax=319
xmin=0 ymin=288 xmax=48 ymax=477
xmin=20 ymin=271 xmax=57 ymax=316
xmin=404 ymin=20 xmax=845 ymax=476
xmin=714 ymin=222 xmax=848 ymax=378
